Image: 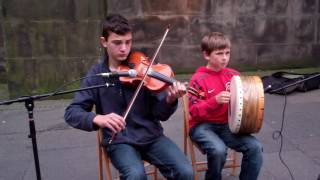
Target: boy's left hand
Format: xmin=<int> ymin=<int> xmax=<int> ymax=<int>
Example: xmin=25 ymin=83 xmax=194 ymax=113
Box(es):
xmin=166 ymin=81 xmax=187 ymax=104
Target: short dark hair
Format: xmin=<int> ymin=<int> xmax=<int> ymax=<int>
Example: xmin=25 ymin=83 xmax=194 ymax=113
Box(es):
xmin=101 ymin=14 xmax=132 ymax=40
xmin=201 ymin=32 xmax=231 ymax=54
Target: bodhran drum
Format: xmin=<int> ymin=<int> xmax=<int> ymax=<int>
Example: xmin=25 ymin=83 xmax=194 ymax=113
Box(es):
xmin=228 ymin=76 xmax=264 ymax=134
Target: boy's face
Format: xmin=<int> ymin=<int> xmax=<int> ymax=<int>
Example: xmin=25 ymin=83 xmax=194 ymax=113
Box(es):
xmin=100 ymin=31 xmax=132 ymax=63
xmin=204 ymin=48 xmax=230 ymax=72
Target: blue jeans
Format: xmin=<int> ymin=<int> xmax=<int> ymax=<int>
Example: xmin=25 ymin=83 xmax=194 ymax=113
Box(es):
xmin=189 ymin=122 xmax=263 ymax=180
xmin=106 ymin=136 xmax=194 ymax=180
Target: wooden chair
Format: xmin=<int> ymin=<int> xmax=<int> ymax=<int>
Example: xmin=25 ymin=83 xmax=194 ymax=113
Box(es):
xmin=182 ymin=95 xmax=240 ymax=180
xmin=97 ymin=129 xmax=159 ymax=180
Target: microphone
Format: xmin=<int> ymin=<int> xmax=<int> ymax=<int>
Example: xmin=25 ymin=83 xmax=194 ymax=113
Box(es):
xmin=97 ymin=69 xmax=137 ymax=78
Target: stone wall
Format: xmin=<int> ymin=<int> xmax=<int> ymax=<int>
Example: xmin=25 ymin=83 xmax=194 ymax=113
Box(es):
xmin=108 ymin=0 xmax=320 ymax=72
xmin=0 ymin=0 xmax=107 ymax=98
xmin=1 ymin=0 xmax=320 ymax=98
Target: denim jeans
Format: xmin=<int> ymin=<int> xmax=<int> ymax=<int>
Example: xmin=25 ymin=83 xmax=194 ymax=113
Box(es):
xmin=189 ymin=122 xmax=263 ymax=180
xmin=106 ymin=136 xmax=194 ymax=180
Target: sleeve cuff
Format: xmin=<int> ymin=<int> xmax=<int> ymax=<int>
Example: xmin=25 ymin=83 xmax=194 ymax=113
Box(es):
xmin=88 ymin=112 xmax=99 ymax=131
xmin=206 ymin=96 xmax=219 ymax=110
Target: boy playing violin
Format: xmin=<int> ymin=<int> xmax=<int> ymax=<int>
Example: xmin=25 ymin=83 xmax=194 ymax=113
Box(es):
xmin=188 ymin=32 xmax=263 ymax=180
xmin=64 ymin=14 xmax=193 ymax=179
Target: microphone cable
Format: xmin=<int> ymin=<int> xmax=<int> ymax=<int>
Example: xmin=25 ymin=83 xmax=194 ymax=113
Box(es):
xmin=272 ymin=91 xmax=295 ymax=180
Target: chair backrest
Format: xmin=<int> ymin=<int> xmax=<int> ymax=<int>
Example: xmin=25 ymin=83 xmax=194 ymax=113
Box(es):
xmin=181 ymin=95 xmax=240 ymax=179
xmin=96 ymin=129 xmax=159 ymax=180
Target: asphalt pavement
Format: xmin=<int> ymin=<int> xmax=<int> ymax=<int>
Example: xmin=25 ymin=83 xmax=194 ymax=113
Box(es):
xmin=0 ymin=89 xmax=320 ymax=180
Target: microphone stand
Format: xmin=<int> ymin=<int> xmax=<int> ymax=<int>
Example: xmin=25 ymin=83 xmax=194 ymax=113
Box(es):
xmin=268 ymin=73 xmax=320 ymax=94
xmin=0 ymin=83 xmax=114 ymax=180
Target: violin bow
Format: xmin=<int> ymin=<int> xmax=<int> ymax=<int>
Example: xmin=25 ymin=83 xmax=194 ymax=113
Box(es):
xmin=108 ymin=25 xmax=170 ymax=144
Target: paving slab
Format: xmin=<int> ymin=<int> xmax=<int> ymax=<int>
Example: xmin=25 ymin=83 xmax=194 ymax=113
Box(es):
xmin=0 ymin=89 xmax=319 ymax=180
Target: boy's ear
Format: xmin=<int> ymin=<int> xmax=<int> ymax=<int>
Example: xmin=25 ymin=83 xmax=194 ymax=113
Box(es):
xmin=203 ymin=51 xmax=210 ymax=61
xmin=100 ymin=37 xmax=107 ymax=48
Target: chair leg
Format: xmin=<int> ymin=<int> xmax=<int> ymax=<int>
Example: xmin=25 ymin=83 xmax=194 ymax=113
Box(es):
xmin=102 ymin=147 xmax=113 ymax=180
xmin=155 ymin=167 xmax=158 ymax=180
xmin=144 ymin=161 xmax=160 ymax=180
xmin=152 ymin=166 xmax=158 ymax=180
xmin=231 ymin=150 xmax=237 ymax=176
xmin=183 ymin=116 xmax=188 ymax=155
xmin=97 ymin=133 xmax=104 ymax=180
xmin=189 ymin=138 xmax=200 ymax=180
xmin=98 ymin=150 xmax=103 ymax=180
xmin=97 ymin=130 xmax=113 ymax=180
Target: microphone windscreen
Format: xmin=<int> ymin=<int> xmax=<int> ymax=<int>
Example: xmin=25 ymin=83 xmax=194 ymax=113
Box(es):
xmin=128 ymin=69 xmax=137 ymax=77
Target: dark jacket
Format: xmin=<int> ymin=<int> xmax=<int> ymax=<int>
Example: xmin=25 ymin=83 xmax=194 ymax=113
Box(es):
xmin=64 ymin=60 xmax=178 ymax=145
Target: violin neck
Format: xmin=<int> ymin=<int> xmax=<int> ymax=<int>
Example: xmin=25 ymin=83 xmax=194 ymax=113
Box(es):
xmin=147 ymin=69 xmax=204 ymax=98
xmin=147 ymin=70 xmax=175 ymax=85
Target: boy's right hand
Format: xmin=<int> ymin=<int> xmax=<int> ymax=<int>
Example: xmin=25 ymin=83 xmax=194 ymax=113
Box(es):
xmin=93 ymin=113 xmax=126 ymax=133
xmin=215 ymin=91 xmax=231 ymax=104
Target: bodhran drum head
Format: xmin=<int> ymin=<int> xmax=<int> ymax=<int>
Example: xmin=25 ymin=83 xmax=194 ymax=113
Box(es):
xmin=228 ymin=76 xmax=264 ymax=134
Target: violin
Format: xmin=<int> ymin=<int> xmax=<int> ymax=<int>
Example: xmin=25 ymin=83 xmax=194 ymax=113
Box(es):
xmin=119 ymin=51 xmax=203 ymax=98
xmin=119 ymin=51 xmax=173 ymax=92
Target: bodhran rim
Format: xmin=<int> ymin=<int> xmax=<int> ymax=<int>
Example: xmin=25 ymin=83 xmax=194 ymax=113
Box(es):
xmin=228 ymin=75 xmax=243 ymax=133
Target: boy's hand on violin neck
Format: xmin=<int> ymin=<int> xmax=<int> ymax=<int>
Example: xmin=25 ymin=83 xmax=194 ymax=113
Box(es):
xmin=166 ymin=82 xmax=187 ymax=104
xmin=93 ymin=113 xmax=126 ymax=133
